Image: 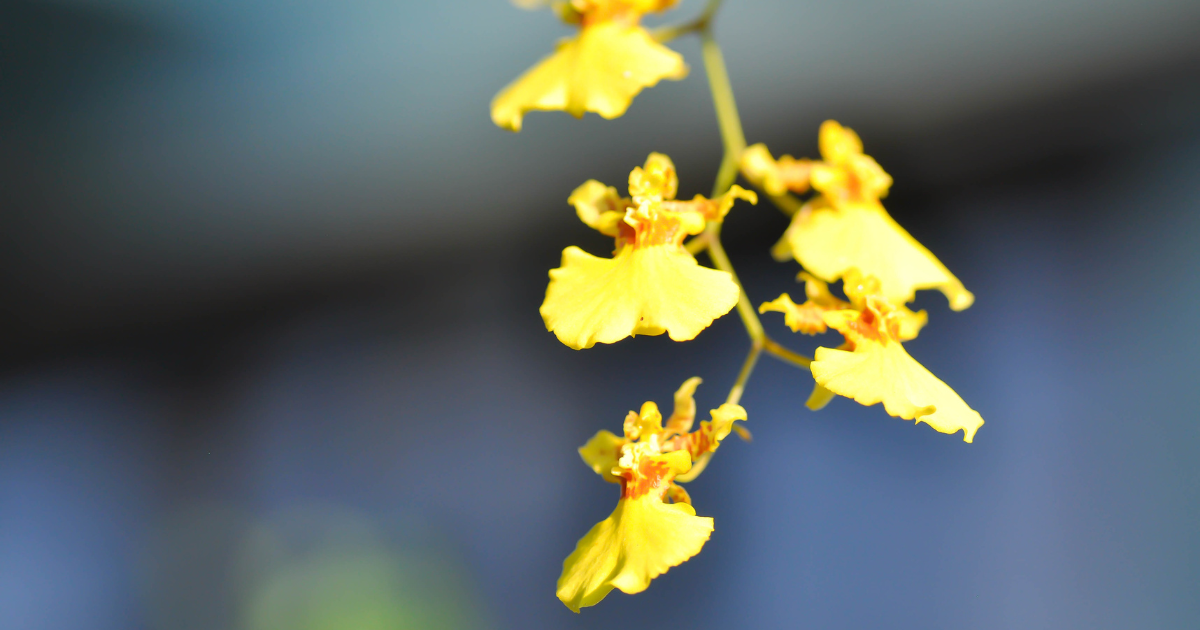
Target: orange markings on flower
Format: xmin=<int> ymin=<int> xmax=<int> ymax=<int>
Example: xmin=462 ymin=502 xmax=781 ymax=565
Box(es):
xmin=615 ymin=212 xmax=687 ymax=250
xmin=663 ymin=426 xmax=714 ymax=462
xmin=774 ymin=156 xmax=814 ymax=194
xmin=567 ymin=153 xmax=756 ymax=254
xmin=578 ymin=380 xmax=746 ymax=494
xmin=790 ymin=302 xmax=836 ymax=334
xmin=661 ymin=196 xmax=736 ymax=222
xmin=846 ymin=303 xmax=888 ymax=344
xmin=621 ymin=457 xmax=673 ymax=499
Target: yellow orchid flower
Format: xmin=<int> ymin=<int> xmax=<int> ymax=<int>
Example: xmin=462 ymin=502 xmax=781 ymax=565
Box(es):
xmin=541 ymin=153 xmax=757 ymax=349
xmin=759 ymin=272 xmax=923 ymax=411
xmin=559 ymin=378 xmax=746 ymax=611
xmin=742 ymin=122 xmax=974 ymax=311
xmin=492 ymin=0 xmax=688 ymax=131
xmin=796 ymin=272 xmax=984 ymax=442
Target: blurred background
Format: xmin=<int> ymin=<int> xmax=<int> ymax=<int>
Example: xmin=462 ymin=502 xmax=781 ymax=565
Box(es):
xmin=2 ymin=0 xmax=1199 ymax=628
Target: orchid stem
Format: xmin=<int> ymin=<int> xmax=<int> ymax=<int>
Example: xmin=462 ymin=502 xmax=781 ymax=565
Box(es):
xmin=764 ymin=338 xmax=812 ymax=370
xmin=691 ymin=6 xmax=811 ymax=406
xmin=701 ymin=31 xmax=746 ymax=198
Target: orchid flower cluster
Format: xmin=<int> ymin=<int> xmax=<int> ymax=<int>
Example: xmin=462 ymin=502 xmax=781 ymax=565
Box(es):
xmin=491 ymin=0 xmax=986 ymax=612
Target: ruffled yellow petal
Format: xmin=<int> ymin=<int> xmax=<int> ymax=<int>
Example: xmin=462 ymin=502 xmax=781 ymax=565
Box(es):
xmin=556 ymin=494 xmax=713 ymax=612
xmin=704 ymin=403 xmax=747 ymax=445
xmin=579 ymin=430 xmax=625 ymax=483
xmin=490 ymin=22 xmax=687 ymax=131
xmin=661 ymin=185 xmax=757 ymax=224
xmin=541 ymin=244 xmax=738 ymax=349
xmin=759 ymin=293 xmax=831 ymax=335
xmin=740 ymin=144 xmax=812 ymax=197
xmin=811 ymin=312 xmax=984 ymax=442
xmin=893 ymin=306 xmax=928 ymax=341
xmin=785 ymin=204 xmax=974 ymax=310
xmin=664 ymin=376 xmax=701 ymax=435
xmin=569 ymin=180 xmax=627 ymax=235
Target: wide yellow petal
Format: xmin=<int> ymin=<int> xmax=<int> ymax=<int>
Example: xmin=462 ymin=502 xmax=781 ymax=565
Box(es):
xmin=579 ymin=430 xmax=625 ymax=483
xmin=490 ymin=22 xmax=687 ymax=131
xmin=541 ymin=244 xmax=738 ymax=349
xmin=556 ymin=495 xmax=713 ymax=612
xmin=786 ymin=204 xmax=974 ymax=310
xmin=810 ymin=338 xmax=984 ymax=442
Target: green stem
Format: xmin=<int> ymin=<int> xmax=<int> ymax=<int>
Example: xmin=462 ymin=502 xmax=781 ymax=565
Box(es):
xmin=726 ymin=342 xmax=763 ymax=407
xmin=701 ymin=30 xmax=746 ymax=198
xmin=691 ymin=3 xmax=812 ymax=407
xmin=763 ymin=191 xmax=802 ymax=217
xmin=706 ymin=228 xmax=763 ymax=343
xmin=764 ymin=338 xmax=812 ymax=370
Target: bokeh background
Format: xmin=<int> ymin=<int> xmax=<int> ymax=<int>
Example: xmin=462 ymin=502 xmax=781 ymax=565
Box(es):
xmin=3 ymin=1 xmax=1199 ymax=628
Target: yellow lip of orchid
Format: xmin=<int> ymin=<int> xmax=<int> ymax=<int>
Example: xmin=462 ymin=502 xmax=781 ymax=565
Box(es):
xmin=782 ymin=200 xmax=975 ymax=311
xmin=540 ymin=153 xmax=756 ymax=349
xmin=747 ymin=121 xmax=974 ymax=311
xmin=805 ymin=272 xmax=983 ymax=442
xmin=559 ymin=379 xmax=746 ymax=611
xmin=491 ymin=1 xmax=688 ymax=131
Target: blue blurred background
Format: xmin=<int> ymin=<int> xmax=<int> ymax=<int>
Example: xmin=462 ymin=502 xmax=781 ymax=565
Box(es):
xmin=2 ymin=1 xmax=1199 ymax=628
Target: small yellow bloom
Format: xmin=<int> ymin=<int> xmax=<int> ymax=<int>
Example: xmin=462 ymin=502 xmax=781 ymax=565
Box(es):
xmin=743 ymin=122 xmax=974 ymax=311
xmin=804 ymin=272 xmax=984 ymax=442
xmin=541 ymin=153 xmax=756 ymax=349
xmin=559 ymin=379 xmax=746 ymax=611
xmin=759 ymin=273 xmax=924 ymax=412
xmin=492 ymin=1 xmax=688 ymax=131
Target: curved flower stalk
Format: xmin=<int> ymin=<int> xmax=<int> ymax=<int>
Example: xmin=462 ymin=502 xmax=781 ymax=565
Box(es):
xmin=493 ymin=0 xmax=989 ymax=613
xmin=541 ymin=152 xmax=757 ymax=349
xmin=742 ymin=121 xmax=975 ymax=311
xmin=492 ymin=0 xmax=688 ymax=131
xmin=558 ymin=378 xmax=746 ymax=611
xmin=761 ymin=271 xmax=983 ymax=442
